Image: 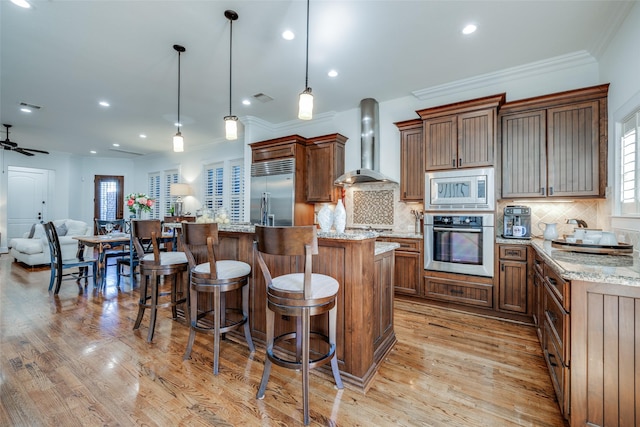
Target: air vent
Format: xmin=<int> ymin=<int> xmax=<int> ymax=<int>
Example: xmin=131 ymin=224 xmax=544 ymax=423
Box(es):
xmin=20 ymin=102 xmax=41 ymax=110
xmin=253 ymin=93 xmax=273 ymax=103
xmin=108 ymin=147 xmax=144 ymax=156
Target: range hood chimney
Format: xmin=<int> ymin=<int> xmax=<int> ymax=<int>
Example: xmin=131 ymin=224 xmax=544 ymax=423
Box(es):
xmin=334 ymin=98 xmax=397 ymax=185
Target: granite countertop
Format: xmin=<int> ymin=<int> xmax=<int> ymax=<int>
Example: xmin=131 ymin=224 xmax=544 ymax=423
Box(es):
xmin=497 ymin=236 xmax=640 ymax=287
xmin=375 ymin=242 xmax=401 ymax=255
xmin=217 ymin=224 xmax=378 ymax=240
xmin=376 ymin=231 xmax=423 ymax=239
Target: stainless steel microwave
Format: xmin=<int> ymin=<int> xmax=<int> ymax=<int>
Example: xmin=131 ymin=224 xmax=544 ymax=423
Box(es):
xmin=425 ymin=167 xmax=495 ymax=211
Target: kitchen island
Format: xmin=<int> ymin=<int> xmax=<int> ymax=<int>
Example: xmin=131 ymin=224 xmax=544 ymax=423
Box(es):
xmin=216 ymin=225 xmax=398 ymax=391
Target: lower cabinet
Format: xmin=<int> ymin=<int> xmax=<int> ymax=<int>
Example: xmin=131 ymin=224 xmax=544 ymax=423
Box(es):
xmin=497 ymin=244 xmax=531 ymax=314
xmin=423 ymin=273 xmax=494 ymax=308
xmin=373 ymin=249 xmax=394 ymax=355
xmin=376 ymin=237 xmax=422 ymax=296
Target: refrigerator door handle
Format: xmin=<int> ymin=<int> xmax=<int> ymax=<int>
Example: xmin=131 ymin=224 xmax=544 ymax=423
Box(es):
xmin=260 ymin=192 xmax=270 ymax=225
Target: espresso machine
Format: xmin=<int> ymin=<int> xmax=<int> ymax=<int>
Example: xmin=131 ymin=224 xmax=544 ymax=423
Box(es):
xmin=502 ymin=205 xmax=531 ymax=239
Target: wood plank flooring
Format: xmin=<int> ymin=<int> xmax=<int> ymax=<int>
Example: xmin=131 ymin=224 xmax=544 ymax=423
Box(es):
xmin=0 ymin=255 xmax=567 ymax=426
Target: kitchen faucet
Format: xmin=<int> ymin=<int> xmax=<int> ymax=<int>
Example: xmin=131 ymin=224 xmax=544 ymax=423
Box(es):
xmin=566 ymin=218 xmax=588 ymax=228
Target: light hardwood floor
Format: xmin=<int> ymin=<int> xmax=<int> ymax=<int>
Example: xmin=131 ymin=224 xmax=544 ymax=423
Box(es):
xmin=0 ymin=255 xmax=567 ymax=426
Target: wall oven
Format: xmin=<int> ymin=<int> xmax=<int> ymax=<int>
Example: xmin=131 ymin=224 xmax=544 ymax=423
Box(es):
xmin=424 ymin=213 xmax=494 ymax=278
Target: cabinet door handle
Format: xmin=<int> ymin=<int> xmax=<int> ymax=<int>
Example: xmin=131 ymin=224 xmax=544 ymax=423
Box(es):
xmin=458 ymin=158 xmax=462 ymax=167
xmin=549 ymin=186 xmax=554 ymax=196
xmin=506 ymin=250 xmax=520 ymax=256
xmin=540 ymin=187 xmax=546 ymax=196
xmin=548 ymin=353 xmax=558 ymax=367
xmin=452 ymin=159 xmax=456 ymax=167
xmin=501 ymin=263 xmax=505 ymax=272
xmin=450 ymin=289 xmax=464 ymax=295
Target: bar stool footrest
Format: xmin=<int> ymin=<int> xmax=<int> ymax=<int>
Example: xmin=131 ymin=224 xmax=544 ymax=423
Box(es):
xmin=268 ymin=331 xmax=336 ymax=370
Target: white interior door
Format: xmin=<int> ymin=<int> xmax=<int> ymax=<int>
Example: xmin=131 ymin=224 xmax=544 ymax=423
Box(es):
xmin=7 ymin=166 xmax=49 ymax=240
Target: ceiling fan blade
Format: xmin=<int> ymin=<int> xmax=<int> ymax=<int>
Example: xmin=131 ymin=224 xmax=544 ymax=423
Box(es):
xmin=21 ymin=147 xmax=49 ymax=154
xmin=14 ymin=148 xmax=35 ymax=156
xmin=2 ymin=139 xmax=17 ymax=148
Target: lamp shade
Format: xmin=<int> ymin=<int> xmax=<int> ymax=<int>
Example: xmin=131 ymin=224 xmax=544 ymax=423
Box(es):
xmin=170 ymin=183 xmax=191 ymax=197
xmin=225 ymin=115 xmax=238 ymax=140
xmin=298 ymin=88 xmax=313 ymax=120
xmin=173 ymin=132 xmax=184 ymax=152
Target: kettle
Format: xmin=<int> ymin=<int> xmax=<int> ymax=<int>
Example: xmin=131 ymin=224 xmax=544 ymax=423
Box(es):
xmin=538 ymin=222 xmax=559 ymax=240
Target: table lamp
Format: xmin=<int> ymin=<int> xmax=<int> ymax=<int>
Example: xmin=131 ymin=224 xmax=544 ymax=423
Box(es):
xmin=170 ymin=183 xmax=191 ymax=216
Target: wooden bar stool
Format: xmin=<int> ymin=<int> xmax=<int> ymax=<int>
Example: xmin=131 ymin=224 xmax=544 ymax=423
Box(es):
xmin=181 ymin=222 xmax=254 ymax=375
xmin=131 ymin=219 xmax=188 ymax=342
xmin=254 ymin=225 xmax=343 ymax=426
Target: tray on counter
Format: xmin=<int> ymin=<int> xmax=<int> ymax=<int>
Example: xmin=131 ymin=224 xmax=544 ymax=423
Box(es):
xmin=551 ymin=239 xmax=634 ymax=255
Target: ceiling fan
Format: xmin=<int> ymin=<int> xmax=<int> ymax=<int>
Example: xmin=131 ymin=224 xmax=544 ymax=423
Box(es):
xmin=1 ymin=124 xmax=49 ymax=156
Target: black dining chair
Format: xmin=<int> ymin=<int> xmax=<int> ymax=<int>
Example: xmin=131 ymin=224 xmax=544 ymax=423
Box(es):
xmin=43 ymin=221 xmax=99 ymax=294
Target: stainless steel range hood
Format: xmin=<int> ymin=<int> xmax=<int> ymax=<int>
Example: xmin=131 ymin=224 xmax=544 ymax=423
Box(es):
xmin=334 ymin=98 xmax=397 ymax=185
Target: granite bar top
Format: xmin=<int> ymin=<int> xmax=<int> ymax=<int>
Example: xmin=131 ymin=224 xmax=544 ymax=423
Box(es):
xmin=375 ymin=242 xmax=401 ymax=256
xmin=497 ymin=236 xmax=640 ymax=287
xmin=217 ymin=224 xmax=378 ymax=240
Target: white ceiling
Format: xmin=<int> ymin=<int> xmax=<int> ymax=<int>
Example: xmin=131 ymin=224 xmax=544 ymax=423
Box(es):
xmin=0 ymin=0 xmax=636 ymax=158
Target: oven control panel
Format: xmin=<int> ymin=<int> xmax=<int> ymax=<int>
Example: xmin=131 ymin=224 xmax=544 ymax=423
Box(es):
xmin=432 ymin=215 xmax=483 ymax=227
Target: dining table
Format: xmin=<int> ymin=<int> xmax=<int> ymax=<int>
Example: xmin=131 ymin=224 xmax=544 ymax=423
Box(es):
xmin=74 ymin=232 xmax=176 ymax=289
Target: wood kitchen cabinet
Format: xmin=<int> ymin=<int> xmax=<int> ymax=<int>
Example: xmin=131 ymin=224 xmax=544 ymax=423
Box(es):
xmin=305 ymin=133 xmax=347 ymax=203
xmin=373 ymin=248 xmax=394 ymax=354
xmin=500 ymin=84 xmax=608 ymax=199
xmin=417 ymin=93 xmax=506 ymax=171
xmin=497 ymin=244 xmax=531 ymax=315
xmin=377 ymin=237 xmax=422 ymax=296
xmin=394 ymin=119 xmax=424 ymax=201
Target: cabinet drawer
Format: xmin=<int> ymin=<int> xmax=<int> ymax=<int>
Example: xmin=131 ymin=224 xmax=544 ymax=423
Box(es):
xmin=543 ymin=285 xmax=570 ymax=365
xmin=544 ymin=265 xmax=570 ymax=311
xmin=499 ymin=245 xmax=528 ymax=261
xmin=379 ymin=237 xmax=421 ymax=252
xmin=424 ymin=276 xmax=493 ymax=308
xmin=543 ymin=322 xmax=570 ymax=418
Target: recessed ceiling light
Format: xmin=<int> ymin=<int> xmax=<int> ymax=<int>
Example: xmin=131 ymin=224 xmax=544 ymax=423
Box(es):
xmin=462 ymin=24 xmax=477 ymax=35
xmin=242 ymin=99 xmax=251 ymax=106
xmin=282 ymin=30 xmax=295 ymax=40
xmin=99 ymin=101 xmax=110 ymax=107
xmin=10 ymin=0 xmax=31 ymax=9
xmin=112 ymin=143 xmax=120 ymax=147
xmin=328 ymin=69 xmax=338 ymax=78
xmin=90 ymin=150 xmax=97 ymax=154
xmin=139 ymin=134 xmax=147 ymax=138
xmin=20 ymin=108 xmax=32 ymax=113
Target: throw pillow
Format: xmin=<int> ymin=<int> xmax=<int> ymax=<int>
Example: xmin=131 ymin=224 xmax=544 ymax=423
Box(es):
xmin=55 ymin=223 xmax=68 ymax=236
xmin=32 ymin=223 xmax=46 ymax=239
xmin=65 ymin=219 xmax=87 ymax=236
xmin=27 ymin=223 xmax=37 ymax=238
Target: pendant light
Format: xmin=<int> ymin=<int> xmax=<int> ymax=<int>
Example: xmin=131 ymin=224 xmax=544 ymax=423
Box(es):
xmin=173 ymin=44 xmax=186 ymax=152
xmin=224 ymin=10 xmax=239 ymax=140
xmin=298 ymin=0 xmax=313 ymax=120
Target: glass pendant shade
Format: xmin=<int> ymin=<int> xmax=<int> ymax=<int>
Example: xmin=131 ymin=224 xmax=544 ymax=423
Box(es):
xmin=298 ymin=88 xmax=313 ymax=120
xmin=225 ymin=116 xmax=238 ymax=140
xmin=173 ymin=132 xmax=184 ymax=152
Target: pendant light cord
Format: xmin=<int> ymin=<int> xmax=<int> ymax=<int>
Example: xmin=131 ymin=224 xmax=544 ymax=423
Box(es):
xmin=229 ymin=18 xmax=233 ymax=116
xmin=177 ymin=50 xmax=181 ymax=132
xmin=304 ymin=0 xmax=309 ymax=89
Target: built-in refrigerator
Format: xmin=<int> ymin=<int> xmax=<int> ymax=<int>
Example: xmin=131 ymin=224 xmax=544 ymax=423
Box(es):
xmin=250 ymin=158 xmax=296 ymax=226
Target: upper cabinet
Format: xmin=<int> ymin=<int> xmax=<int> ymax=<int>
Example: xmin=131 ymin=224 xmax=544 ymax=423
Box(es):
xmin=306 ymin=133 xmax=347 ymax=203
xmin=499 ymin=84 xmax=609 ymax=199
xmin=417 ymin=93 xmax=506 ymax=171
xmin=395 ymin=119 xmax=424 ymax=201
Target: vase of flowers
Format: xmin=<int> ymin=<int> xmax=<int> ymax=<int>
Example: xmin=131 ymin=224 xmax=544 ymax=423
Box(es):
xmin=126 ymin=193 xmax=155 ymax=218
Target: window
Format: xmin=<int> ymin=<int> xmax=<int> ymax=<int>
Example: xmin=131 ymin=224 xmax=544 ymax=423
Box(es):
xmin=148 ymin=172 xmax=161 ymax=219
xmin=620 ymin=108 xmax=640 ymax=216
xmin=204 ymin=158 xmax=245 ymax=222
xmin=164 ymin=169 xmax=179 ymax=216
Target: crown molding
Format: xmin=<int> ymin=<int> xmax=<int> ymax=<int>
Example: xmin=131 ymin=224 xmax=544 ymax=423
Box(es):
xmin=412 ymin=50 xmax=597 ymax=101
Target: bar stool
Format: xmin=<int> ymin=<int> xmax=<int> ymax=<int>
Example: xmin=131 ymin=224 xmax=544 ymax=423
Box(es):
xmin=181 ymin=222 xmax=254 ymax=375
xmin=254 ymin=225 xmax=343 ymax=426
xmin=131 ymin=219 xmax=188 ymax=342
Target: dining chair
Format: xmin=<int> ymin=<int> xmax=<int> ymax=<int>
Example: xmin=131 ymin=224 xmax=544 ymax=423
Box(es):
xmin=180 ymin=222 xmax=254 ymax=375
xmin=254 ymin=225 xmax=343 ymax=426
xmin=95 ymin=218 xmax=129 ymax=272
xmin=43 ymin=221 xmax=99 ymax=295
xmin=131 ymin=219 xmax=188 ymax=342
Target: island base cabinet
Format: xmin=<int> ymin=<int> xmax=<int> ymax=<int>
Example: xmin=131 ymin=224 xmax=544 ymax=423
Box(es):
xmin=570 ymin=280 xmax=640 ymax=427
